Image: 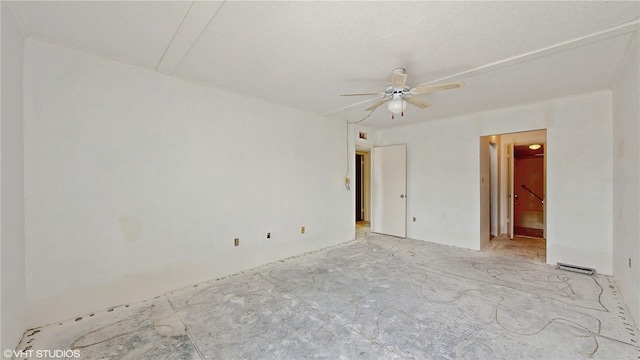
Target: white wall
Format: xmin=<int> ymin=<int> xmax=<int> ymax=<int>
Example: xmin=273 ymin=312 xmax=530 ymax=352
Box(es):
xmin=23 ymin=39 xmax=354 ymax=327
xmin=378 ymin=91 xmax=613 ymax=274
xmin=612 ymin=30 xmax=639 ymax=327
xmin=354 ymin=124 xmax=378 ymax=151
xmin=1 ymin=3 xmax=27 ymax=352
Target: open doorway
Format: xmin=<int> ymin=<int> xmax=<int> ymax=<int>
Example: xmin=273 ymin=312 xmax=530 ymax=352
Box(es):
xmin=481 ymin=130 xmax=547 ymax=263
xmin=356 ymin=153 xmax=364 ymax=222
xmin=513 ymin=144 xmax=545 ymax=238
xmin=490 ymin=142 xmax=499 ymax=238
xmin=355 ymin=151 xmax=371 ymax=238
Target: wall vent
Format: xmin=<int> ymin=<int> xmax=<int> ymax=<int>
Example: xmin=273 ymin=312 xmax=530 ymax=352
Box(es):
xmin=556 ymin=262 xmax=595 ymax=275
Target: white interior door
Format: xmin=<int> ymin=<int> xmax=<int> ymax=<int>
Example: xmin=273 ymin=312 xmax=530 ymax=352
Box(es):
xmin=507 ymin=143 xmax=514 ymax=239
xmin=371 ymin=144 xmax=407 ymax=237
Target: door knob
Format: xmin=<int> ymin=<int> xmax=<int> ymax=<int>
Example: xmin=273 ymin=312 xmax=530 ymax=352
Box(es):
xmin=400 ymin=194 xmax=405 ymax=198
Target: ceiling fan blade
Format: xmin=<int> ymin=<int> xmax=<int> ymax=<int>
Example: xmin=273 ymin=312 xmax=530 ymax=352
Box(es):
xmin=411 ymin=81 xmax=464 ymax=94
xmin=391 ymin=71 xmax=408 ymax=89
xmin=340 ymin=91 xmax=385 ymax=96
xmin=365 ymin=98 xmax=390 ymax=111
xmin=405 ymin=96 xmax=431 ymax=109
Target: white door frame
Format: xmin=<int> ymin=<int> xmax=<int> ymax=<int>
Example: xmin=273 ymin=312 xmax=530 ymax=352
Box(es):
xmin=480 ymin=136 xmax=491 ymax=249
xmin=371 ymin=144 xmax=407 ymax=238
xmin=356 ymin=150 xmax=372 ymax=222
xmin=508 ymin=143 xmax=514 ymax=239
xmin=486 ymin=130 xmax=547 ymax=239
xmin=503 ymin=133 xmax=547 ymax=240
xmin=490 ymin=142 xmax=499 ymax=237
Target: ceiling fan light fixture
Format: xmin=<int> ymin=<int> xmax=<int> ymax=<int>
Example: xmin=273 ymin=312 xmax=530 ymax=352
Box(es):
xmin=529 ymin=144 xmax=542 ymax=150
xmin=387 ymin=99 xmax=406 ymax=115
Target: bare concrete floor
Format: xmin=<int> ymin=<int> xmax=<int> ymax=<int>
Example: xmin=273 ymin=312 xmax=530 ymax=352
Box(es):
xmin=17 ymin=231 xmax=639 ymax=359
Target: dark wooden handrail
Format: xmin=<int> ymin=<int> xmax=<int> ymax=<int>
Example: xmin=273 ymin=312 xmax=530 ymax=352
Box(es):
xmin=521 ymin=184 xmax=544 ymax=203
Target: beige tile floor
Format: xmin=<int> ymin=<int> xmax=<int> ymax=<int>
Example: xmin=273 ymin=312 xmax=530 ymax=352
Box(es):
xmin=482 ymin=234 xmax=547 ymax=263
xmin=355 ymin=220 xmax=371 ymax=239
xmin=16 ymin=225 xmax=638 ymax=359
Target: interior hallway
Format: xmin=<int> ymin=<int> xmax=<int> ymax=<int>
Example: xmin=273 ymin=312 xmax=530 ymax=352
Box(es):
xmin=17 ymin=230 xmax=638 ymax=359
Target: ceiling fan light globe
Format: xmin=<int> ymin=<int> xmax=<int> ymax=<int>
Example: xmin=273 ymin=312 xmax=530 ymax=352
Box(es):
xmin=387 ymin=99 xmax=406 ymax=114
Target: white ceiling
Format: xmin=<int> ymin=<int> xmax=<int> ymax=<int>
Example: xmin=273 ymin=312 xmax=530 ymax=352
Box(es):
xmin=7 ymin=1 xmax=640 ymax=128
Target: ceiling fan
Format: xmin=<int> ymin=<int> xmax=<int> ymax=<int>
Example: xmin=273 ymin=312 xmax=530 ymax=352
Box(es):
xmin=340 ymin=68 xmax=464 ymax=119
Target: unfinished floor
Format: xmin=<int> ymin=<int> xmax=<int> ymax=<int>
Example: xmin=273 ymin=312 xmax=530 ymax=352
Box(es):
xmin=17 ymin=231 xmax=639 ymax=359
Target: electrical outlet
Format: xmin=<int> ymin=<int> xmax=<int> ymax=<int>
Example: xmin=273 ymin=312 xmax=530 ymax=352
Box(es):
xmin=266 ymin=232 xmax=271 ymax=239
xmin=301 ymin=226 xmax=305 ymax=234
xmin=234 ymin=238 xmax=239 ymax=246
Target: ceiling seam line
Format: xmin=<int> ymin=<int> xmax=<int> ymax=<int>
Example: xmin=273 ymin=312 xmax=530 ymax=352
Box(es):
xmin=609 ymin=30 xmax=639 ymax=88
xmin=421 ymin=20 xmax=640 ymax=85
xmin=4 ymin=2 xmax=31 ymax=36
xmin=322 ymin=20 xmax=640 ymax=116
xmin=154 ymin=0 xmax=196 ymax=72
xmin=423 ymin=20 xmax=640 ymax=85
xmin=168 ymin=0 xmax=227 ymax=74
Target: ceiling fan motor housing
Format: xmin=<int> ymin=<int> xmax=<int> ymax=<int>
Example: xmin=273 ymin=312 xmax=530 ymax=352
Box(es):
xmin=385 ymin=85 xmax=411 ymax=97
